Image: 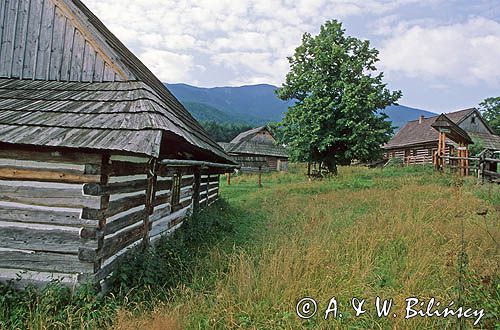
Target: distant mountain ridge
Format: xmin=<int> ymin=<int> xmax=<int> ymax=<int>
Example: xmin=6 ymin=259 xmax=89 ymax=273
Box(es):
xmin=165 ymin=83 xmax=436 ymax=129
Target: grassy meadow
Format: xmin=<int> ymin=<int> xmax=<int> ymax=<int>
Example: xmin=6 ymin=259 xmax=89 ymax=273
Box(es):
xmin=116 ymin=165 xmax=499 ymax=329
xmin=1 ymin=165 xmax=499 ymax=329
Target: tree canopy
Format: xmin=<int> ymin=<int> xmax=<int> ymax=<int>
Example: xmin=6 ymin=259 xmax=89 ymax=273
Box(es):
xmin=479 ymin=97 xmax=500 ymax=135
xmin=276 ymin=20 xmax=401 ymax=175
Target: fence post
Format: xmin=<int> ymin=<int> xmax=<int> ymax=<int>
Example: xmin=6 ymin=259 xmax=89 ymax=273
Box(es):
xmin=143 ymin=158 xmax=158 ymax=246
xmin=258 ymin=166 xmax=262 ymax=188
xmin=192 ymin=167 xmax=201 ymax=214
xmin=478 ymin=151 xmax=485 ymax=184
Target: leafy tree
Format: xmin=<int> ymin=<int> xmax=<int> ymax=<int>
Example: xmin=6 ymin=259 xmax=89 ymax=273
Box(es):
xmin=479 ymin=97 xmax=500 ymax=135
xmin=276 ymin=20 xmax=401 ymax=175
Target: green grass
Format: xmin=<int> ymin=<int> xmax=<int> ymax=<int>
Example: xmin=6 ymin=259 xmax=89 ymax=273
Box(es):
xmin=1 ymin=165 xmax=498 ymax=329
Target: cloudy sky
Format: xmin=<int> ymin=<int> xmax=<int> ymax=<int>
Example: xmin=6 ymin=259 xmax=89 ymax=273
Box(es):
xmin=84 ymin=0 xmax=499 ymax=113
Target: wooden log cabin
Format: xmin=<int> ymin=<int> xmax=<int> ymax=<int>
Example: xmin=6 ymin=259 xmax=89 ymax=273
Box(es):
xmin=0 ymin=0 xmax=237 ymax=289
xmin=219 ymin=126 xmax=289 ymax=173
xmin=384 ymin=108 xmax=500 ymax=165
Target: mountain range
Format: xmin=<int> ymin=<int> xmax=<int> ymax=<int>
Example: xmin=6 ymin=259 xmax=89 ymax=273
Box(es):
xmin=166 ymin=83 xmax=437 ymax=130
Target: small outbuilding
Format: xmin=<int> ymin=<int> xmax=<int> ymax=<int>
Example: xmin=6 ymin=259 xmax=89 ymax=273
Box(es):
xmin=0 ymin=0 xmax=237 ymax=289
xmin=219 ymin=126 xmax=288 ymax=172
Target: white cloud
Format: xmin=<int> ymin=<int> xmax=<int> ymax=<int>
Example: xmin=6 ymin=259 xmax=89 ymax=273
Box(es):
xmin=379 ymin=17 xmax=500 ymax=87
xmin=139 ymin=49 xmax=197 ymax=82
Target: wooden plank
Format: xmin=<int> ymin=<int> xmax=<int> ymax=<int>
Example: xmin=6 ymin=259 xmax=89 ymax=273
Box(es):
xmin=153 ymin=191 xmax=170 ymax=207
xmin=0 ymin=268 xmax=78 ymax=289
xmin=0 ymin=249 xmax=93 ymax=273
xmin=0 ymin=202 xmax=97 ymax=227
xmin=0 ymin=148 xmax=101 ymax=164
xmin=107 ymin=193 xmax=146 ymax=218
xmin=105 ymin=208 xmax=144 ymax=236
xmin=0 ymin=222 xmax=96 ymax=253
xmin=109 ymin=160 xmax=148 ymax=176
xmin=484 ymin=170 xmax=500 ymax=179
xmin=0 ymin=166 xmax=100 ymax=183
xmin=192 ymin=168 xmax=200 ymax=213
xmin=0 ymin=182 xmax=100 ymax=208
xmin=101 ymin=223 xmax=143 ymax=260
xmin=83 ymin=179 xmax=148 ymax=196
xmin=149 ymin=206 xmax=188 ymax=237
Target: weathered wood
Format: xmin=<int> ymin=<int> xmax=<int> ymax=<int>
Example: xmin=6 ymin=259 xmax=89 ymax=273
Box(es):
xmin=0 ymin=268 xmax=78 ymax=289
xmin=143 ymin=159 xmax=157 ymax=245
xmin=171 ymin=198 xmax=191 ymax=212
xmin=109 ymin=161 xmax=148 ymax=176
xmin=153 ymin=191 xmax=171 ymax=207
xmin=192 ymin=168 xmax=200 ymax=213
xmin=83 ymin=179 xmax=148 ymax=196
xmin=484 ymin=170 xmax=500 ymax=179
xmin=0 ymin=203 xmax=97 ymax=227
xmin=0 ymin=148 xmax=101 ymax=164
xmin=208 ymin=182 xmax=218 ymax=190
xmin=0 ymin=222 xmax=96 ymax=253
xmin=156 ymin=179 xmax=172 ymax=192
xmin=0 ymin=182 xmax=100 ymax=208
xmin=0 ymin=166 xmax=100 ymax=183
xmin=150 ymin=205 xmax=189 ymax=237
xmin=0 ymin=249 xmax=94 ymax=273
xmin=101 ymin=223 xmax=143 ymax=260
xmin=105 ymin=208 xmax=144 ymax=235
xmin=107 ymin=193 xmax=146 ymax=218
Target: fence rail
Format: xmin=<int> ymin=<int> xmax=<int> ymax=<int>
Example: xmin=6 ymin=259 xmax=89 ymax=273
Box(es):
xmin=438 ymin=150 xmax=500 ymax=183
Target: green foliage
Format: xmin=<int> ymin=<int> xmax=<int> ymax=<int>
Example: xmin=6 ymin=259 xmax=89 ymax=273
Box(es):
xmin=0 ymin=281 xmax=115 ymax=329
xmin=479 ymin=96 xmax=500 ymax=135
xmin=469 ymin=136 xmax=486 ymax=156
xmin=276 ymin=20 xmax=401 ymax=174
xmin=199 ymin=120 xmax=254 ymax=142
xmin=110 ymin=201 xmax=235 ymax=298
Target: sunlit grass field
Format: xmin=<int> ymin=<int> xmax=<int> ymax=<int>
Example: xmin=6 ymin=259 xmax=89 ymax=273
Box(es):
xmin=114 ymin=165 xmax=499 ymax=329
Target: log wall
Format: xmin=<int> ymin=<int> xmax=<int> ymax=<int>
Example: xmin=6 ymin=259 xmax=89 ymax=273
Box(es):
xmin=0 ymin=149 xmax=221 ymax=289
xmin=0 ymin=149 xmax=102 ymax=287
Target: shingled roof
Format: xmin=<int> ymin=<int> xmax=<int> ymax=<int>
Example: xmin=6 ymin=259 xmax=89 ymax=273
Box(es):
xmin=0 ymin=0 xmax=234 ymax=163
xmin=384 ymin=108 xmax=500 ymax=150
xmin=220 ymin=127 xmax=288 ymax=158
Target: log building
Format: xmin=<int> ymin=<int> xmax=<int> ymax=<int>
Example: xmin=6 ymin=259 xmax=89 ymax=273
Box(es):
xmin=219 ymin=126 xmax=289 ymax=172
xmin=384 ymin=108 xmax=500 ymax=165
xmin=0 ymin=0 xmax=236 ymax=289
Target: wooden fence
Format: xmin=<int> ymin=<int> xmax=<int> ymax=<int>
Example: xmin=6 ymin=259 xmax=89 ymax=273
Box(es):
xmin=437 ymin=150 xmax=500 ymax=183
xmin=0 ymin=150 xmax=222 ymax=290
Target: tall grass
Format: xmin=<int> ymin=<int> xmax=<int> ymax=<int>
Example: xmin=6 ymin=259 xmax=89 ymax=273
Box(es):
xmin=116 ymin=165 xmax=499 ymax=329
xmin=1 ymin=165 xmax=498 ymax=329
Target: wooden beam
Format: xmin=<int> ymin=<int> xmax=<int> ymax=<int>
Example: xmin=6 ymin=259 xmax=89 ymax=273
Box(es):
xmin=192 ymin=167 xmax=200 ymax=214
xmin=0 ymin=167 xmax=100 ymax=183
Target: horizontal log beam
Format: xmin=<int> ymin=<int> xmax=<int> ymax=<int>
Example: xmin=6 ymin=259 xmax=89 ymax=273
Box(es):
xmin=83 ymin=179 xmax=148 ymax=196
xmin=0 ymin=184 xmax=101 ymax=208
xmin=0 ymin=223 xmax=97 ymax=254
xmin=0 ymin=149 xmax=101 ymax=165
xmin=484 ymin=170 xmax=500 ymax=179
xmin=109 ymin=161 xmax=149 ymax=176
xmin=101 ymin=224 xmax=143 ymax=260
xmin=0 ymin=167 xmax=101 ymax=184
xmin=0 ymin=249 xmax=94 ymax=274
xmin=0 ymin=204 xmax=98 ymax=227
xmin=105 ymin=209 xmax=145 ymax=236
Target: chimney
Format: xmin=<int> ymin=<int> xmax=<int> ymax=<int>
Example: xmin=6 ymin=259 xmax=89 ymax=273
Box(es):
xmin=419 ymin=115 xmax=424 ymax=124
